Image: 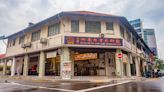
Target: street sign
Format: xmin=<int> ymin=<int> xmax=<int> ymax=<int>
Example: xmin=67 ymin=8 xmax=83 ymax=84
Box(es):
xmin=118 ymin=53 xmax=123 ymax=58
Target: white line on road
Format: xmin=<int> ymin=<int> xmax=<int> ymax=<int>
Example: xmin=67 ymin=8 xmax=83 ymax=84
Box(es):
xmin=76 ymin=80 xmax=131 ymax=92
xmin=10 ymin=82 xmax=76 ymax=92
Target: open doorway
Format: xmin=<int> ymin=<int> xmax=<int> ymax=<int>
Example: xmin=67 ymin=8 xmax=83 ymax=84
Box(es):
xmin=28 ymin=56 xmax=39 ymax=76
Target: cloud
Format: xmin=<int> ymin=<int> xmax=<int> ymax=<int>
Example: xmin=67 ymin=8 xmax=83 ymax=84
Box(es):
xmin=0 ymin=0 xmax=164 ymax=59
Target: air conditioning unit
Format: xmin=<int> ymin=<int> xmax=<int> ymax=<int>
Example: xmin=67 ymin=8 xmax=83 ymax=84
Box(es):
xmin=25 ymin=42 xmax=31 ymax=48
xmin=21 ymin=44 xmax=26 ymax=48
xmin=40 ymin=38 xmax=47 ymax=44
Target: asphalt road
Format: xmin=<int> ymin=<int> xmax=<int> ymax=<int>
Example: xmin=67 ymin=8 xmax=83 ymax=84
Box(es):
xmin=0 ymin=78 xmax=163 ymax=92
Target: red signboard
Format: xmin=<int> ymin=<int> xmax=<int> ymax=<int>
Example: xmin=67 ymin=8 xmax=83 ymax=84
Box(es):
xmin=64 ymin=36 xmax=123 ymax=46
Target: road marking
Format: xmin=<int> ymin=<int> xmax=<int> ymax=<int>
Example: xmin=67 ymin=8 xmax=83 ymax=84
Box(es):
xmin=76 ymin=80 xmax=131 ymax=92
xmin=10 ymin=82 xmax=75 ymax=92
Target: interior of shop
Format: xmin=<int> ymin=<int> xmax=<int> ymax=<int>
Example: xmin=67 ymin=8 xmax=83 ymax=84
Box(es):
xmin=45 ymin=55 xmax=60 ymax=76
xmin=71 ymin=48 xmax=116 ymax=76
xmin=28 ymin=56 xmax=39 ymax=75
xmin=131 ymin=57 xmax=136 ymax=76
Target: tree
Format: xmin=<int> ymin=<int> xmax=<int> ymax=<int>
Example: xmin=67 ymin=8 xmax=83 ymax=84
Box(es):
xmin=154 ymin=57 xmax=164 ymax=70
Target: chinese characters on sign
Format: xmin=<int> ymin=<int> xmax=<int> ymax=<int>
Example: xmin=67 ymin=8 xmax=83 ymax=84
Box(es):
xmin=74 ymin=53 xmax=97 ymax=61
xmin=64 ymin=36 xmax=123 ymax=46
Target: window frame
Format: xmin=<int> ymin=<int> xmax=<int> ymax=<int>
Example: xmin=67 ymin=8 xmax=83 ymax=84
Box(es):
xmin=31 ymin=30 xmax=40 ymax=42
xmin=71 ymin=20 xmax=79 ymax=33
xmin=19 ymin=36 xmax=25 ymax=44
xmin=85 ymin=21 xmax=101 ymax=33
xmin=106 ymin=22 xmax=113 ymax=30
xmin=48 ymin=23 xmax=60 ymax=37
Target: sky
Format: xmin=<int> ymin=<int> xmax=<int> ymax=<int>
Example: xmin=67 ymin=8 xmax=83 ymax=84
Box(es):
xmin=0 ymin=0 xmax=164 ymax=58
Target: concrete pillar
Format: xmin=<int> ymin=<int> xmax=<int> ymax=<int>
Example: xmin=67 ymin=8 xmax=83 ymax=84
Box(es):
xmin=105 ymin=52 xmax=109 ymax=77
xmin=39 ymin=51 xmax=45 ymax=77
xmin=23 ymin=54 xmax=29 ymax=76
xmin=60 ymin=47 xmax=72 ymax=79
xmin=3 ymin=59 xmax=7 ymax=75
xmin=135 ymin=57 xmax=140 ymax=76
xmin=11 ymin=57 xmax=16 ymax=76
xmin=127 ymin=53 xmax=132 ymax=77
xmin=115 ymin=49 xmax=123 ymax=77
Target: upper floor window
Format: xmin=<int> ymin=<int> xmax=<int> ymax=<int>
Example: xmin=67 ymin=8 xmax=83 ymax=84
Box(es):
xmin=127 ymin=32 xmax=131 ymax=42
xmin=7 ymin=40 xmax=12 ymax=47
xmin=120 ymin=26 xmax=124 ymax=38
xmin=85 ymin=21 xmax=101 ymax=33
xmin=132 ymin=37 xmax=136 ymax=45
xmin=31 ymin=30 xmax=40 ymax=42
xmin=19 ymin=36 xmax=25 ymax=44
xmin=106 ymin=22 xmax=113 ymax=30
xmin=48 ymin=23 xmax=60 ymax=36
xmin=71 ymin=20 xmax=79 ymax=33
xmin=12 ymin=39 xmax=16 ymax=46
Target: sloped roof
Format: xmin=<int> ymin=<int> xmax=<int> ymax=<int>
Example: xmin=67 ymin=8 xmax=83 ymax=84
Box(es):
xmin=64 ymin=11 xmax=119 ymax=17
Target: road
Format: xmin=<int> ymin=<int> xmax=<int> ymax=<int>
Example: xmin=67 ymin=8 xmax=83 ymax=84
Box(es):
xmin=0 ymin=78 xmax=163 ymax=92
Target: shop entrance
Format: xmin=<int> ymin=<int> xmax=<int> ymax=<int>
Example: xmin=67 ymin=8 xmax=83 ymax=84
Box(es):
xmin=45 ymin=55 xmax=60 ymax=76
xmin=74 ymin=53 xmax=105 ymax=76
xmin=28 ymin=56 xmax=39 ymax=76
xmin=107 ymin=53 xmax=116 ymax=77
xmin=71 ymin=48 xmax=116 ymax=76
xmin=130 ymin=57 xmax=136 ymax=76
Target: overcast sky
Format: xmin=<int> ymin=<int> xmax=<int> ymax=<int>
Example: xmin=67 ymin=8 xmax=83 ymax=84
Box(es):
xmin=0 ymin=0 xmax=164 ymax=58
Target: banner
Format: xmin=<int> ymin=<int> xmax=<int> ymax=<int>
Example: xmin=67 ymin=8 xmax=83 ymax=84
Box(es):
xmin=64 ymin=36 xmax=123 ymax=46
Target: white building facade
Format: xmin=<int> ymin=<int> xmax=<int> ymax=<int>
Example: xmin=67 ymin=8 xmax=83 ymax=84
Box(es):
xmin=1 ymin=11 xmax=153 ymax=79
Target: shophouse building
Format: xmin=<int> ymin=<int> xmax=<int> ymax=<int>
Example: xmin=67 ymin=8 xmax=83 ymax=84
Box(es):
xmin=1 ymin=11 xmax=153 ymax=79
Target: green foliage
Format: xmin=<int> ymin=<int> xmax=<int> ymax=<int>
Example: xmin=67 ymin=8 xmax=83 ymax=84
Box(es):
xmin=154 ymin=57 xmax=164 ymax=70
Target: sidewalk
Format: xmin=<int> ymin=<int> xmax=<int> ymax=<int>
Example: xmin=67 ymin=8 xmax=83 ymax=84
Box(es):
xmin=0 ymin=75 xmax=145 ymax=83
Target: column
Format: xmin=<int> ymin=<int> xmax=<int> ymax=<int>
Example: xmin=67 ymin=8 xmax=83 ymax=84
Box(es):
xmin=60 ymin=47 xmax=72 ymax=79
xmin=127 ymin=53 xmax=132 ymax=77
xmin=39 ymin=51 xmax=45 ymax=77
xmin=105 ymin=52 xmax=109 ymax=77
xmin=115 ymin=49 xmax=123 ymax=77
xmin=23 ymin=54 xmax=29 ymax=76
xmin=3 ymin=59 xmax=7 ymax=75
xmin=11 ymin=57 xmax=16 ymax=76
xmin=135 ymin=57 xmax=140 ymax=76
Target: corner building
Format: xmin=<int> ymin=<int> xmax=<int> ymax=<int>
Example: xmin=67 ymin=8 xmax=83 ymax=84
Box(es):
xmin=3 ymin=11 xmax=153 ymax=79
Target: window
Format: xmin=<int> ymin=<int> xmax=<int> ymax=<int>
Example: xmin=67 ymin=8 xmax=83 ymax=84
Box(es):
xmin=106 ymin=22 xmax=113 ymax=30
xmin=12 ymin=39 xmax=16 ymax=46
xmin=120 ymin=26 xmax=124 ymax=38
xmin=136 ymin=29 xmax=141 ymax=32
xmin=19 ymin=36 xmax=25 ymax=44
xmin=132 ymin=23 xmax=141 ymax=28
xmin=132 ymin=37 xmax=136 ymax=45
xmin=48 ymin=23 xmax=60 ymax=36
xmin=85 ymin=21 xmax=101 ymax=33
xmin=7 ymin=40 xmax=11 ymax=47
xmin=71 ymin=20 xmax=79 ymax=33
xmin=31 ymin=30 xmax=40 ymax=41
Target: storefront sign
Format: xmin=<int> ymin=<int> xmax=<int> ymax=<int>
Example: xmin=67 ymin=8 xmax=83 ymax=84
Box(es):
xmin=64 ymin=36 xmax=123 ymax=46
xmin=74 ymin=53 xmax=97 ymax=61
xmin=46 ymin=51 xmax=57 ymax=58
xmin=62 ymin=62 xmax=71 ymax=79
